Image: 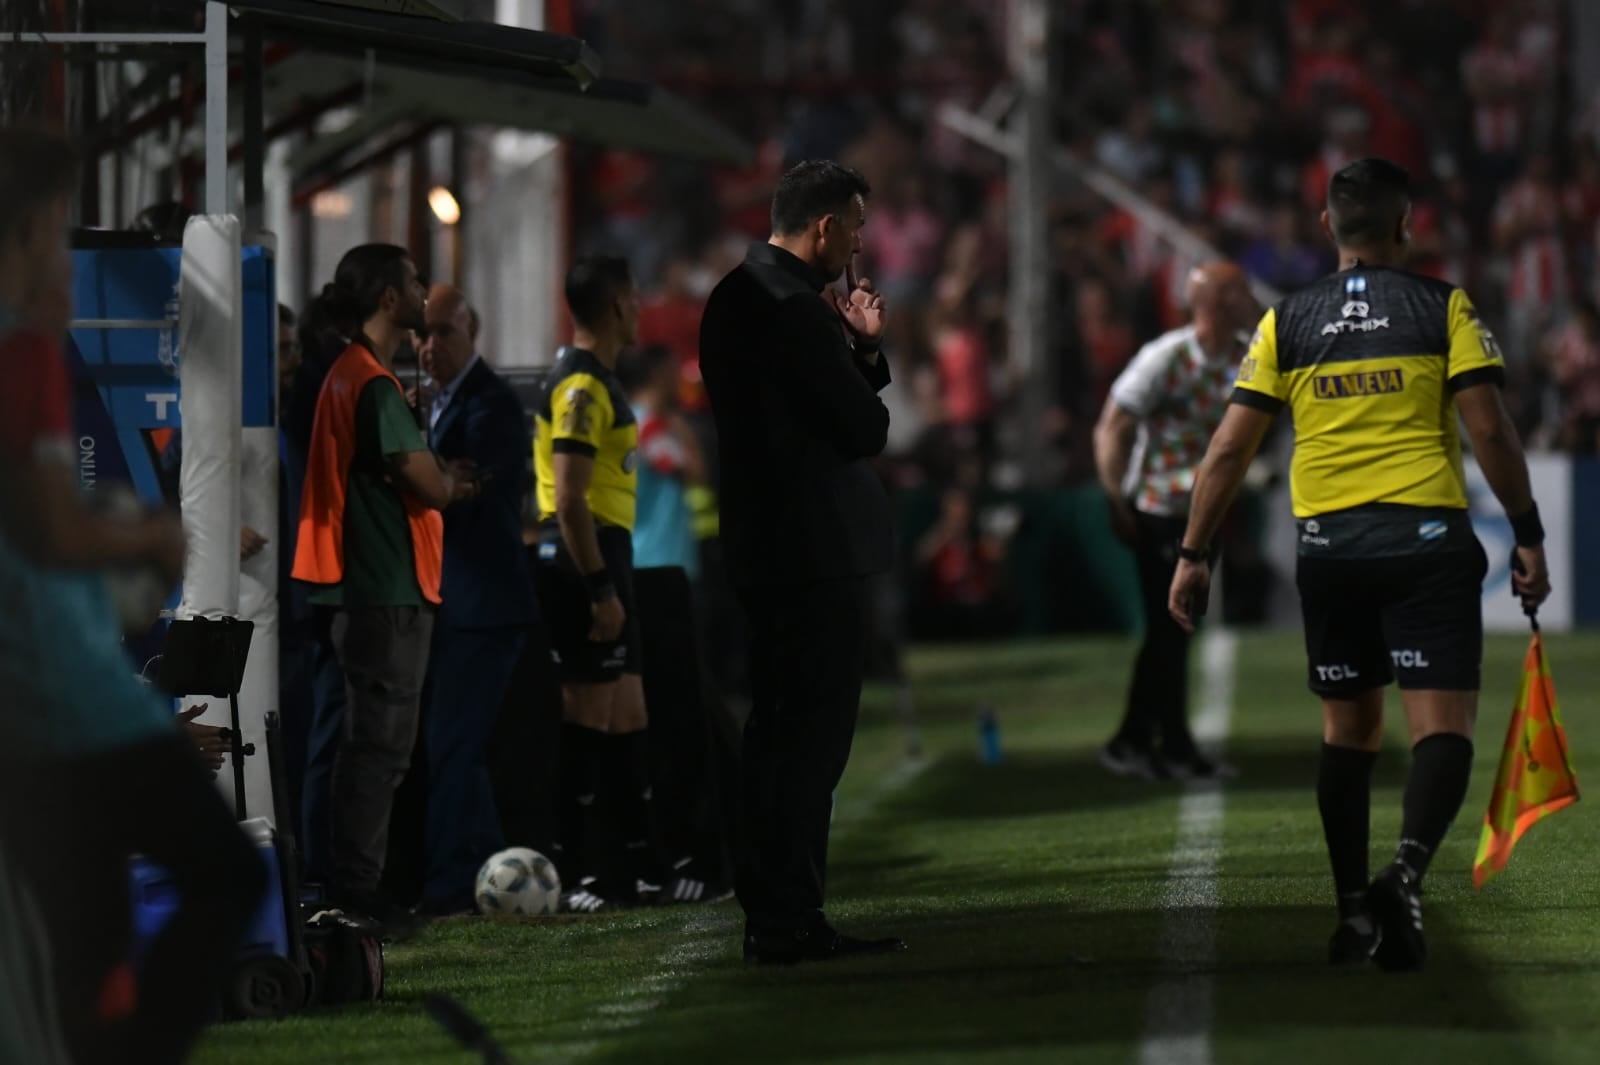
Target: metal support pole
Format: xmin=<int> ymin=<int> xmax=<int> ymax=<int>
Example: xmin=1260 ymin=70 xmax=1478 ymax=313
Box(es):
xmin=78 ymin=58 xmax=100 ymax=225
xmin=1008 ymin=0 xmax=1053 ymax=485
xmin=450 ymin=125 xmax=466 ymax=284
xmin=7 ymin=32 xmax=207 ymax=44
xmin=242 ymin=16 xmax=265 ymax=234
xmin=204 ymin=1 xmax=228 ymax=216
xmin=408 ymin=141 xmax=429 ymax=280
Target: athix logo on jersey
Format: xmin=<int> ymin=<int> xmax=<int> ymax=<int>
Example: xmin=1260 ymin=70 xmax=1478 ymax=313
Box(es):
xmin=1322 ymin=294 xmax=1391 ymax=335
xmin=1313 ymin=368 xmax=1405 ymax=399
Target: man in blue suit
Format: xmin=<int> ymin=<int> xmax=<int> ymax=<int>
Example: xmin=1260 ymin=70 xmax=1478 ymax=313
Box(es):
xmin=414 ymin=284 xmax=538 ymax=914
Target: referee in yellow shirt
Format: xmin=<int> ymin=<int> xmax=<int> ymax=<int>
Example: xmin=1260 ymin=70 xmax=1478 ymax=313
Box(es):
xmin=534 ymin=257 xmax=718 ymax=912
xmin=1170 ymin=159 xmax=1551 ymax=973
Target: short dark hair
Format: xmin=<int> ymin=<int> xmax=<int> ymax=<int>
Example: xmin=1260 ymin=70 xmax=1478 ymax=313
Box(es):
xmin=308 ymin=243 xmax=411 ymax=333
xmin=278 ymin=302 xmax=296 ymax=327
xmin=1326 ymin=158 xmax=1410 ymax=246
xmin=565 ymin=256 xmax=633 ymax=330
xmin=0 ymin=126 xmax=80 ymax=249
xmin=770 ymin=160 xmax=871 ymax=237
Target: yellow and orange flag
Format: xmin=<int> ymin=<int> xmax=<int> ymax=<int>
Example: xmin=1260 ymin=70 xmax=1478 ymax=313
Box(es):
xmin=1473 ymin=630 xmax=1579 ymax=889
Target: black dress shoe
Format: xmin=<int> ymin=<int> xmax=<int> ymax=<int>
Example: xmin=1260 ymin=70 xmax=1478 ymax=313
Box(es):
xmin=743 ymin=924 xmax=907 ymax=965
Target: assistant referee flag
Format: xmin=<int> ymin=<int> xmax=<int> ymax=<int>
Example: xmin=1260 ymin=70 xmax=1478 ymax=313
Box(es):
xmin=1473 ymin=630 xmax=1579 ymax=888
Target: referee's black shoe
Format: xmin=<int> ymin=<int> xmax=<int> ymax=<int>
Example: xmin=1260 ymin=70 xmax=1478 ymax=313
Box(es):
xmin=743 ymin=923 xmax=907 ymax=965
xmin=1327 ymin=917 xmax=1380 ymax=966
xmin=1367 ymin=863 xmax=1427 ymax=972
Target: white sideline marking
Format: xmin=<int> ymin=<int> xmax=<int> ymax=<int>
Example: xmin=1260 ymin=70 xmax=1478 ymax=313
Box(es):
xmin=1137 ymin=629 xmax=1237 ymax=1065
xmin=552 ymin=753 xmax=933 ymax=1064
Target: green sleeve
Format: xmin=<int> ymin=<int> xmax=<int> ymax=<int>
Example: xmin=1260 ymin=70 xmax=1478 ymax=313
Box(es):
xmin=359 ymin=379 xmax=429 ymax=458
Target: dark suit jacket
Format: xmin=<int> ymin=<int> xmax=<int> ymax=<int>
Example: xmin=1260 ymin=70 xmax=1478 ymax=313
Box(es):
xmin=430 ymin=358 xmax=538 ymax=630
xmin=698 ymin=242 xmax=894 ymax=590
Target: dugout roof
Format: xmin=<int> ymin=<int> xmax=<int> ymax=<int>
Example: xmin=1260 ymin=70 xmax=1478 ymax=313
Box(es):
xmin=82 ymin=0 xmax=751 ymax=180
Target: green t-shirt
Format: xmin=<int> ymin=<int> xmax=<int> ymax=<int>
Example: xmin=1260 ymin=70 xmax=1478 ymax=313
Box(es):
xmin=308 ymin=378 xmax=431 ymax=608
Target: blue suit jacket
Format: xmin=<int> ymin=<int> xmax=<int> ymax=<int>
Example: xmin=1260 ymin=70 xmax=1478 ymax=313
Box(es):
xmin=430 ymin=359 xmax=538 ymax=630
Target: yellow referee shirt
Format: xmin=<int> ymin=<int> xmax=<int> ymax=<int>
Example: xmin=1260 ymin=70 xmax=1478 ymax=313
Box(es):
xmin=534 ymin=346 xmax=639 ymax=531
xmin=1231 ymin=267 xmax=1506 ymax=520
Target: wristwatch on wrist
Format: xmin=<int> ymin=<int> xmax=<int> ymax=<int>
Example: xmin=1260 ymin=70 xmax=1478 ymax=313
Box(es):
xmin=1177 ymin=543 xmax=1209 ymax=564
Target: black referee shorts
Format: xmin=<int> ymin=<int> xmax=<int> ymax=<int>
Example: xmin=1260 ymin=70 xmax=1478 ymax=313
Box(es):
xmin=1296 ymin=541 xmax=1488 ymax=698
xmin=535 ymin=523 xmax=642 ymax=683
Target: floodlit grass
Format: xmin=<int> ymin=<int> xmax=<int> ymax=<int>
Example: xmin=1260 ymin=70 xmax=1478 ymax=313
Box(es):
xmin=195 ymin=631 xmax=1600 ymax=1065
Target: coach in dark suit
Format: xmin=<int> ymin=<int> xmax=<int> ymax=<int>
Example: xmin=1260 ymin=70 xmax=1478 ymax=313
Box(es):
xmin=699 ymin=160 xmax=905 ymax=964
xmin=414 ymin=284 xmax=537 ymax=914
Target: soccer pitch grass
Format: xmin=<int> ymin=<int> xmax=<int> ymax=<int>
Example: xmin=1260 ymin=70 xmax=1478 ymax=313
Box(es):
xmin=195 ymin=630 xmax=1600 ymax=1065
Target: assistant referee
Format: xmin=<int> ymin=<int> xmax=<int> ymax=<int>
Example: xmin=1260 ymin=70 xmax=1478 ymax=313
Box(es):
xmin=1170 ymin=159 xmax=1551 ymax=973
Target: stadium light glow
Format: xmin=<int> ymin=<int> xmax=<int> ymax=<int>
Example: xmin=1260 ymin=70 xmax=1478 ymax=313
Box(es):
xmin=310 ymin=189 xmax=352 ymax=219
xmin=429 ymin=186 xmax=461 ymax=226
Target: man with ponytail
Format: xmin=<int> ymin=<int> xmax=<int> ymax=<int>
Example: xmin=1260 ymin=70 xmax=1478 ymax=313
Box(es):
xmin=291 ymin=243 xmax=479 ymax=933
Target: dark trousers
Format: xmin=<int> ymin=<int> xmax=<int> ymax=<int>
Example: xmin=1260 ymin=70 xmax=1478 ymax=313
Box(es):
xmin=278 ymin=618 xmax=316 ymax=859
xmin=1111 ymin=510 xmax=1198 ymax=758
xmin=329 ymin=604 xmax=435 ymax=897
xmin=300 ymin=608 xmax=348 ymax=886
xmin=2 ymin=734 xmax=266 ymax=1065
xmin=421 ymin=625 xmax=526 ymax=908
xmin=736 ymin=577 xmax=868 ymax=933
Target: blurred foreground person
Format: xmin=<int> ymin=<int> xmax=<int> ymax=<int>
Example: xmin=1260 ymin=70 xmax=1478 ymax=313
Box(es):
xmin=0 ymin=126 xmax=265 ymax=1065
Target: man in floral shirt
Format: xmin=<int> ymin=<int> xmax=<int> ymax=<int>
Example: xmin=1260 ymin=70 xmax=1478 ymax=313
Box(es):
xmin=1092 ymin=262 xmax=1258 ymax=780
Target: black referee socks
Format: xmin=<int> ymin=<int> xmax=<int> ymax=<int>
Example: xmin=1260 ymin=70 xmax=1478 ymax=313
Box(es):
xmin=558 ymin=724 xmax=607 ymax=883
xmin=1395 ymin=732 xmax=1474 ymax=885
xmin=1317 ymin=743 xmax=1378 ymax=919
xmin=605 ymin=730 xmax=669 ymax=887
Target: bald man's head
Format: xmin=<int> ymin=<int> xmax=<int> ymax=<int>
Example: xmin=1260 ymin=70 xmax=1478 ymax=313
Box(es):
xmin=1186 ymin=261 xmax=1258 ymax=339
xmin=417 ymin=283 xmax=477 ymax=386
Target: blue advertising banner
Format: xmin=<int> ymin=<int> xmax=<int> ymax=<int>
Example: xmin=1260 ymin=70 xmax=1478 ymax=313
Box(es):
xmin=67 ymin=233 xmax=277 ymax=659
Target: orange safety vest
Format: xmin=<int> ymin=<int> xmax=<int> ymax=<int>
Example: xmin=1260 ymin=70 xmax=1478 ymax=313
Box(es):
xmin=290 ymin=340 xmax=443 ymax=604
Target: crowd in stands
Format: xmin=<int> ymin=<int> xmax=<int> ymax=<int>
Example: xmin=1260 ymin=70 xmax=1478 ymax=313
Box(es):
xmin=569 ymin=0 xmax=1596 ymax=482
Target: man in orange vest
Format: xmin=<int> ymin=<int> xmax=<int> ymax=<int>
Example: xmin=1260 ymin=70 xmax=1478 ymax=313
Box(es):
xmin=291 ymin=243 xmax=478 ymax=934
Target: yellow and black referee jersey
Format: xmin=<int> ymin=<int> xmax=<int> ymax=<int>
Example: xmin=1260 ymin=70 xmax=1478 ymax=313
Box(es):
xmin=1232 ymin=266 xmax=1506 ymax=526
xmin=534 ymin=345 xmax=639 ymax=532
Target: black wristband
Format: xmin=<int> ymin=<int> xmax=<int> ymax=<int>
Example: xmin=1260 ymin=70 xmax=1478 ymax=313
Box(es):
xmin=1177 ymin=544 xmax=1209 ymax=564
xmin=1509 ymin=503 xmax=1545 ymax=548
xmin=583 ymin=569 xmax=615 ymax=602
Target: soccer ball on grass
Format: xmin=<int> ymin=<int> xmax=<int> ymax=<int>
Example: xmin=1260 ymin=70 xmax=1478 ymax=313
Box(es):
xmin=475 ymin=847 xmax=561 ymax=917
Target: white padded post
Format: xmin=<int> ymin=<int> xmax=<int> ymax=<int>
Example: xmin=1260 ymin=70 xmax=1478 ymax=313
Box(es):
xmin=178 ymin=214 xmax=242 ymax=620
xmin=178 ymin=215 xmax=275 ymax=821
